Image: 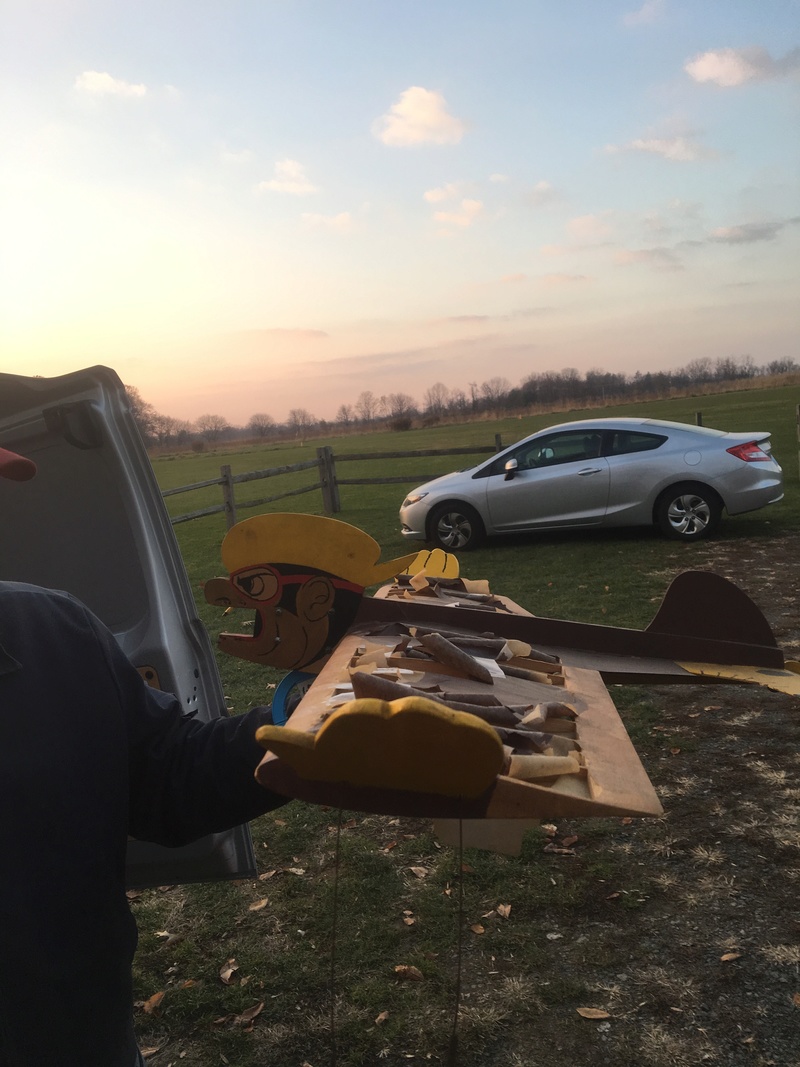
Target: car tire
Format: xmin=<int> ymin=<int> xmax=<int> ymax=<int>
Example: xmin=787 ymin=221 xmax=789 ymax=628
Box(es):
xmin=428 ymin=503 xmax=485 ymax=551
xmin=655 ymin=483 xmax=722 ymax=542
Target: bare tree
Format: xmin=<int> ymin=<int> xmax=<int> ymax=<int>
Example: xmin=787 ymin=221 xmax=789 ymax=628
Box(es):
xmin=247 ymin=413 xmax=276 ymax=439
xmin=480 ymin=377 xmax=511 ymax=407
xmin=196 ymin=414 xmax=231 ymax=442
xmin=355 ymin=390 xmax=378 ymax=424
xmin=424 ymin=382 xmax=449 ymax=415
xmin=336 ymin=404 xmax=353 ymax=427
xmin=388 ymin=393 xmax=416 ymax=418
xmin=125 ymin=385 xmax=158 ymax=442
xmin=287 ymin=408 xmax=315 ymax=436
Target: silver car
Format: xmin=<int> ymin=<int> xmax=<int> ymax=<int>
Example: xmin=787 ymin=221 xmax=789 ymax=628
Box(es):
xmin=400 ymin=417 xmax=784 ymax=549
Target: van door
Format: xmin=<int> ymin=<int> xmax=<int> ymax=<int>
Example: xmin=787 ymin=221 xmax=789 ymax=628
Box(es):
xmin=0 ymin=365 xmax=257 ymax=888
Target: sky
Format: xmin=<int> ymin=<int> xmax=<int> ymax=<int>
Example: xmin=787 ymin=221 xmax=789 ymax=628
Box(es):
xmin=1 ymin=0 xmax=798 ymax=425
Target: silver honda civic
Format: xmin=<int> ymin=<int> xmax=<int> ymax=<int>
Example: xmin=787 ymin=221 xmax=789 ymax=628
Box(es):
xmin=400 ymin=417 xmax=784 ymax=550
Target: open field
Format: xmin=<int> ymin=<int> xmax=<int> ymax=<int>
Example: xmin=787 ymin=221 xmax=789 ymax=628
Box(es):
xmin=133 ymin=387 xmax=800 ymax=1066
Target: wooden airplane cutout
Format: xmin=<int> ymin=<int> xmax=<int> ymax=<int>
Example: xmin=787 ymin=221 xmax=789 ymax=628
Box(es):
xmin=205 ymin=514 xmax=798 ymax=838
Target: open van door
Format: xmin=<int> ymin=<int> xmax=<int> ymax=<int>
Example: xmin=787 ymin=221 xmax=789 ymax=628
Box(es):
xmin=0 ymin=365 xmax=258 ymax=887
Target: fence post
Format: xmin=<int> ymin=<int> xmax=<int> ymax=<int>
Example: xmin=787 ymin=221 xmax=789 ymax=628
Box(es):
xmin=796 ymin=403 xmax=799 ymax=482
xmin=220 ymin=465 xmax=237 ymax=529
xmin=494 ymin=434 xmax=504 ymax=452
xmin=695 ymin=411 xmax=703 ymax=426
xmin=317 ymin=446 xmax=341 ymax=514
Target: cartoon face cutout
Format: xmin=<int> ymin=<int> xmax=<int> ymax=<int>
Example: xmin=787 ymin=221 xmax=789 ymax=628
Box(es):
xmin=204 ymin=564 xmax=364 ymax=673
xmin=204 ymin=514 xmax=419 ymax=674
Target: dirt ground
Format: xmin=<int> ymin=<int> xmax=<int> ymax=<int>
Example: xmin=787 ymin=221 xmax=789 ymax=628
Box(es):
xmin=539 ymin=531 xmax=800 ymax=1067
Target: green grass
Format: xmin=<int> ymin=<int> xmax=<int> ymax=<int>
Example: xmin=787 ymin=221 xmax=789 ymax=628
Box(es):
xmin=131 ymin=384 xmax=800 ymax=1066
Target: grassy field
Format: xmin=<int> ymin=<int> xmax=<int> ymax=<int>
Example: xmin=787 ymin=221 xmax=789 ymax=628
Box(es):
xmin=132 ymin=385 xmax=800 ymax=1066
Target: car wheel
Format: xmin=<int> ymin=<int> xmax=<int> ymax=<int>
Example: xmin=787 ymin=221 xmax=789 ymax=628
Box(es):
xmin=428 ymin=503 xmax=485 ymax=551
xmin=656 ymin=483 xmax=722 ymax=542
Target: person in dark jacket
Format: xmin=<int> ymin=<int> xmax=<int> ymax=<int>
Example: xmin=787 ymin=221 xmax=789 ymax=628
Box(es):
xmin=0 ymin=447 xmax=285 ymax=1066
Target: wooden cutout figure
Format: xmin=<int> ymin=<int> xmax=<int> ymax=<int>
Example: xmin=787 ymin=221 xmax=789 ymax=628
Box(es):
xmin=204 ymin=514 xmax=418 ymax=674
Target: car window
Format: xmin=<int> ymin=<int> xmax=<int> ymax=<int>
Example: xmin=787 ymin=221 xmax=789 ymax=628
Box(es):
xmin=607 ymin=431 xmax=667 ymax=456
xmin=516 ymin=430 xmax=603 ymax=469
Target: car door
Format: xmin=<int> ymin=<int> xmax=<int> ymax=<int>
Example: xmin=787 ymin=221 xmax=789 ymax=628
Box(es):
xmin=485 ymin=429 xmax=610 ymax=531
xmin=0 ymin=365 xmax=257 ymax=888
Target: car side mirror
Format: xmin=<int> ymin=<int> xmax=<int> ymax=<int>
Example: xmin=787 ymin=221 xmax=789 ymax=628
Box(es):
xmin=503 ymin=458 xmax=518 ymax=481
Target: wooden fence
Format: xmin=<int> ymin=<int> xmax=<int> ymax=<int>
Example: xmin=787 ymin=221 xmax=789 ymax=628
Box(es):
xmin=163 ymin=435 xmax=505 ymax=529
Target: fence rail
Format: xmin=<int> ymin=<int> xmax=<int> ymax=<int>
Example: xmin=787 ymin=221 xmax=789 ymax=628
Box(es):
xmin=163 ymin=438 xmax=503 ymax=528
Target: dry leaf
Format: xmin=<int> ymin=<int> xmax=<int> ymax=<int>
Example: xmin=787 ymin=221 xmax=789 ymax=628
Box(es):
xmin=139 ymin=1048 xmax=161 ymax=1059
xmin=720 ymin=952 xmax=742 ymax=962
xmin=142 ymin=991 xmax=165 ymax=1015
xmin=394 ymin=964 xmax=424 ymax=981
xmin=577 ymin=1007 xmax=611 ymax=1020
xmin=409 ymin=866 xmax=428 ymax=879
xmin=285 ymin=867 xmax=305 ymax=876
xmin=792 ymin=993 xmax=800 ymax=1008
xmin=403 ymin=916 xmax=416 ymax=926
xmin=470 ymin=924 xmax=485 ymax=935
xmin=375 ymin=1010 xmax=390 ymax=1025
xmin=497 ymin=904 xmax=511 ymax=919
xmin=561 ymin=835 xmax=579 ymax=847
xmin=219 ymin=959 xmax=239 ymax=985
xmin=541 ymin=823 xmax=557 ymax=836
xmin=258 ymin=870 xmax=278 ymax=881
xmin=234 ymin=1002 xmax=263 ymax=1027
xmin=543 ymin=843 xmax=575 ymax=856
xmin=248 ymin=898 xmax=269 ymax=912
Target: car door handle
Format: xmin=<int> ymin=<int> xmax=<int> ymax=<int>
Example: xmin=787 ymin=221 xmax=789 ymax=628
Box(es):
xmin=577 ymin=467 xmax=604 ymax=476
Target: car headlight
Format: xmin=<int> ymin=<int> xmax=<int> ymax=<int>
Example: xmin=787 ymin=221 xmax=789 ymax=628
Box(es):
xmin=402 ymin=491 xmax=429 ymax=507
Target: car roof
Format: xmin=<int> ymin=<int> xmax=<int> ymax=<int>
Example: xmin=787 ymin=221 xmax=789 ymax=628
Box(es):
xmin=515 ymin=417 xmax=727 ymax=442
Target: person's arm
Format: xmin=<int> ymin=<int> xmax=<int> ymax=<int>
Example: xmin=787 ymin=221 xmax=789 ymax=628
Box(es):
xmin=86 ymin=604 xmax=287 ymax=847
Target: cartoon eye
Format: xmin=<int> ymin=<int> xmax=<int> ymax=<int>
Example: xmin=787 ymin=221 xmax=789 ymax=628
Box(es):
xmin=234 ymin=568 xmax=280 ymax=602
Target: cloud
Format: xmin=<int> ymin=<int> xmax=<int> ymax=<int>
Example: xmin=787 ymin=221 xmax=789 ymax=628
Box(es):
xmin=500 ymin=273 xmax=528 ymax=283
xmin=606 ymin=135 xmax=715 ymax=162
xmin=527 ymin=180 xmax=558 ymax=206
xmin=685 ymin=46 xmax=800 ymax=87
xmin=708 ymin=220 xmax=793 ymax=244
xmin=220 ymin=146 xmax=255 ymax=165
xmin=489 ymin=173 xmax=509 ymax=183
xmin=424 ymin=182 xmax=461 ymax=203
xmin=567 ymin=213 xmax=613 ymax=240
xmin=300 ymin=212 xmax=353 ymax=233
xmin=433 ymin=198 xmax=483 ymax=230
xmin=539 ymin=273 xmax=590 ymax=287
xmin=614 ymin=247 xmax=682 ymax=270
xmin=622 ymin=0 xmax=665 ymax=26
xmin=372 ymin=86 xmax=466 ymax=146
xmin=257 ymin=159 xmax=318 ymax=195
xmin=74 ymin=71 xmax=147 ymax=97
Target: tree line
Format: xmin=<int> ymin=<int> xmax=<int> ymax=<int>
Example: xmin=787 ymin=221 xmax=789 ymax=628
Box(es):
xmin=128 ymin=355 xmax=799 ymax=448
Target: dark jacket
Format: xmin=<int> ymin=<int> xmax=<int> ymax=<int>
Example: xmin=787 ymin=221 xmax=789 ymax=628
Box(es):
xmin=0 ymin=582 xmax=284 ymax=1066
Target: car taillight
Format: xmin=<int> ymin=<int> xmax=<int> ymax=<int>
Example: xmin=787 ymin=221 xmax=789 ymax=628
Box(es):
xmin=726 ymin=441 xmax=771 ymax=462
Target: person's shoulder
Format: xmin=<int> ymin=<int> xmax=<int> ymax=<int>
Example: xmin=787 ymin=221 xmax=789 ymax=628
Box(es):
xmin=0 ymin=581 xmax=91 ymax=623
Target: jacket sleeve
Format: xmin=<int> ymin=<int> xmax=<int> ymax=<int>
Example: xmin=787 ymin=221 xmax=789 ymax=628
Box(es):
xmin=87 ymin=604 xmax=288 ymax=847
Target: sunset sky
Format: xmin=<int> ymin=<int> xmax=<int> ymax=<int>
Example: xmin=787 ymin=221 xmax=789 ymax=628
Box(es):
xmin=1 ymin=0 xmax=798 ymax=425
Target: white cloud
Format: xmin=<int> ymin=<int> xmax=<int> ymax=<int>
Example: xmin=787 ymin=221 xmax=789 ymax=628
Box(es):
xmin=606 ymin=135 xmax=714 ymax=162
xmin=433 ymin=198 xmax=483 ymax=230
xmin=220 ymin=146 xmax=255 ymax=165
xmin=709 ymin=221 xmax=786 ymax=244
xmin=300 ymin=212 xmax=352 ymax=233
xmin=528 ymin=180 xmax=558 ymax=206
xmin=372 ymin=87 xmax=466 ymax=146
xmin=567 ymin=213 xmax=613 ymax=239
xmin=614 ymin=247 xmax=682 ymax=270
xmin=685 ymin=46 xmax=800 ymax=87
xmin=622 ymin=0 xmax=665 ymax=27
xmin=489 ymin=173 xmax=509 ymax=183
xmin=424 ymin=182 xmax=461 ymax=203
xmin=540 ymin=273 xmax=590 ymax=287
xmin=74 ymin=71 xmax=147 ymax=97
xmin=257 ymin=159 xmax=319 ymax=195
